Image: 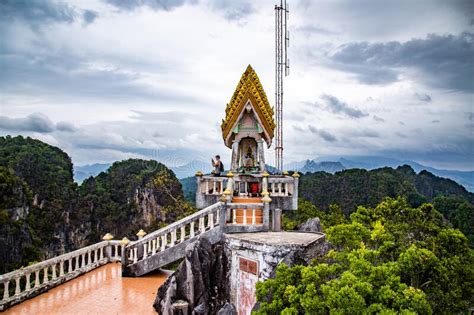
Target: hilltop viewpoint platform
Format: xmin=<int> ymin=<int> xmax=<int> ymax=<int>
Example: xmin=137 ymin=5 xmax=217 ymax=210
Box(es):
xmin=4 ymin=263 xmax=169 ymax=315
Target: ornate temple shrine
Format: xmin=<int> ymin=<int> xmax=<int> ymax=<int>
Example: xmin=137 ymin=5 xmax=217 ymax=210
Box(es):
xmin=195 ymin=65 xmax=299 ymax=232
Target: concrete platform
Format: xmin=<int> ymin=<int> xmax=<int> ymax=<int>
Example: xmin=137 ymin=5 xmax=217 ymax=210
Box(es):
xmin=225 ymin=231 xmax=325 ymax=246
xmin=4 ymin=263 xmax=169 ymax=315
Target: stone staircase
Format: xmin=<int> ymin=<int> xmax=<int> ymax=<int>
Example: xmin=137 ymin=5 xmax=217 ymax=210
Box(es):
xmin=121 ymin=202 xmax=225 ymax=277
xmin=122 ymin=196 xmax=272 ymax=277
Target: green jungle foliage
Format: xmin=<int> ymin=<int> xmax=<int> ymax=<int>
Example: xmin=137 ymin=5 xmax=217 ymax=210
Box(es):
xmin=298 ymin=166 xmax=474 ymax=245
xmin=75 ymin=159 xmax=193 ymax=241
xmin=256 ymin=197 xmax=474 ymax=314
xmin=0 ymin=136 xmax=192 ymax=273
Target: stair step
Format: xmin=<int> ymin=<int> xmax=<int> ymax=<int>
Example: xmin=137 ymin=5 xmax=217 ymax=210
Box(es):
xmin=232 ymin=197 xmax=262 ymax=203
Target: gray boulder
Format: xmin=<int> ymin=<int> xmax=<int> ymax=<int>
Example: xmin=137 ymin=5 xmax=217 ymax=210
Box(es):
xmin=298 ymin=217 xmax=322 ymax=232
xmin=153 ymin=236 xmax=231 ymax=314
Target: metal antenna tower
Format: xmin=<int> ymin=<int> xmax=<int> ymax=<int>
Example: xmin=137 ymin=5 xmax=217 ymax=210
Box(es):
xmin=275 ymin=0 xmax=289 ymax=173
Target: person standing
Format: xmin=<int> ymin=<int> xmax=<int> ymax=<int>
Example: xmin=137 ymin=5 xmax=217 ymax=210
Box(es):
xmin=211 ymin=155 xmax=224 ymax=176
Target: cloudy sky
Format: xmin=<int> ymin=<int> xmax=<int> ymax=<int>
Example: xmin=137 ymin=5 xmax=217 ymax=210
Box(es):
xmin=0 ymin=0 xmax=473 ymax=170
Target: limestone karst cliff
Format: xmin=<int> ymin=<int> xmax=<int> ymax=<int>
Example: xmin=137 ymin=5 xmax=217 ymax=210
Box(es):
xmin=0 ymin=136 xmax=191 ymax=273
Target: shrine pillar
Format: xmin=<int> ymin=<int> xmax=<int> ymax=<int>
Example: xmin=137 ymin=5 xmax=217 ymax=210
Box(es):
xmin=231 ymin=140 xmax=239 ymax=171
xmin=257 ymin=139 xmax=265 ymax=172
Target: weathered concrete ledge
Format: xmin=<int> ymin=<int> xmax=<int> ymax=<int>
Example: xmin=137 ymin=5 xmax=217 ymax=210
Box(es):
xmin=155 ymin=231 xmax=326 ymax=314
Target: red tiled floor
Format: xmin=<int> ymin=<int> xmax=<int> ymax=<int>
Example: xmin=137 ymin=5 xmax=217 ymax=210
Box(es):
xmin=5 ymin=263 xmax=169 ymax=315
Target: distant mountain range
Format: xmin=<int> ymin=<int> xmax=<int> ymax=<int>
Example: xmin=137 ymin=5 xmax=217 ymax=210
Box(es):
xmin=73 ymin=156 xmax=474 ymax=192
xmin=301 ymin=156 xmax=473 ymax=192
xmin=74 ymin=163 xmax=110 ymax=183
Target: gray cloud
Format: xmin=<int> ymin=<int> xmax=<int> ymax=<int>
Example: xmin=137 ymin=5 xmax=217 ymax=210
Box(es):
xmin=329 ymin=32 xmax=474 ymax=92
xmin=209 ymin=0 xmax=255 ymax=21
xmin=308 ymin=125 xmax=337 ymax=142
xmin=105 ymin=0 xmax=192 ymax=11
xmin=296 ymin=24 xmax=338 ymax=37
xmin=373 ymin=115 xmax=385 ymax=122
xmin=320 ymin=94 xmax=368 ymax=118
xmin=83 ymin=10 xmax=98 ymax=25
xmin=0 ymin=0 xmax=97 ymax=28
xmin=56 ymin=121 xmax=78 ymax=132
xmin=414 ymin=93 xmax=432 ymax=102
xmin=0 ymin=113 xmax=75 ymax=133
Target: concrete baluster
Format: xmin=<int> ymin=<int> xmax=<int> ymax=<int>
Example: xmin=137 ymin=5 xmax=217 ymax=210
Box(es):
xmin=25 ymin=273 xmax=31 ymax=291
xmin=213 ymin=181 xmax=217 ymax=194
xmin=243 ymin=208 xmax=247 ymax=225
xmin=43 ymin=267 xmax=48 ymax=284
xmin=205 ymin=180 xmax=209 ymax=194
xmin=252 ymin=208 xmax=256 ymax=224
xmin=68 ymin=258 xmax=73 ymax=274
xmin=233 ymin=208 xmax=237 ymax=224
xmin=284 ymin=182 xmax=289 ymax=196
xmin=34 ymin=270 xmax=40 ymax=288
xmin=180 ymin=226 xmax=186 ymax=243
xmin=14 ymin=277 xmax=20 ymax=296
xmin=152 ymin=239 xmax=157 ymax=255
xmin=199 ymin=217 xmax=205 ymax=233
xmin=114 ymin=245 xmax=119 ymax=259
xmin=171 ymin=229 xmax=177 ymax=245
xmin=216 ymin=207 xmax=220 ymax=225
xmin=161 ymin=235 xmax=166 ymax=251
xmin=52 ymin=263 xmax=57 ymax=279
xmin=3 ymin=280 xmax=9 ymax=300
xmin=190 ymin=222 xmax=195 ymax=238
xmin=208 ymin=213 xmax=214 ymax=228
xmin=60 ymin=260 xmax=64 ymax=277
xmin=75 ymin=255 xmax=80 ymax=271
xmin=99 ymin=247 xmax=104 ymax=261
xmin=87 ymin=250 xmax=92 ymax=266
xmin=143 ymin=243 xmax=148 ymax=259
xmin=81 ymin=253 xmax=86 ymax=268
xmin=133 ymin=248 xmax=138 ymax=264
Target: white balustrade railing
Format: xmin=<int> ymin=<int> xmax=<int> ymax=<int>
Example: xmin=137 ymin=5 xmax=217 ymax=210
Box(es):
xmin=0 ymin=240 xmax=122 ymax=311
xmin=124 ymin=202 xmax=223 ymax=266
xmin=199 ymin=176 xmax=228 ymax=195
xmin=268 ymin=177 xmax=294 ymax=197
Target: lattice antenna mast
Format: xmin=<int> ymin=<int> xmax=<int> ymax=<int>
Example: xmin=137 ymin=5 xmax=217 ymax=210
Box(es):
xmin=275 ymin=0 xmax=289 ymax=173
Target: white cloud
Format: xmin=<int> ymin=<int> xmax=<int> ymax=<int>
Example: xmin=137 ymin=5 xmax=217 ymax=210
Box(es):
xmin=0 ymin=0 xmax=472 ymax=170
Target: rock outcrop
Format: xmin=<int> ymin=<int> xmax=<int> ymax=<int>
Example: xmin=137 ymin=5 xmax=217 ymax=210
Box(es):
xmin=154 ymin=236 xmax=234 ymax=315
xmin=298 ymin=217 xmax=323 ymax=232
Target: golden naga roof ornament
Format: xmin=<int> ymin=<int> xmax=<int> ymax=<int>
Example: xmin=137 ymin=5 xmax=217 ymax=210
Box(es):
xmin=221 ymin=65 xmax=276 ymax=148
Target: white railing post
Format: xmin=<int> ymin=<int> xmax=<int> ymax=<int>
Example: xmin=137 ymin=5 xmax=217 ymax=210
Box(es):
xmin=208 ymin=213 xmax=214 ymax=229
xmin=3 ymin=281 xmax=9 ymax=300
xmin=233 ymin=208 xmax=237 ymax=224
xmin=171 ymin=229 xmax=177 ymax=245
xmin=34 ymin=270 xmax=40 ymax=288
xmin=252 ymin=208 xmax=256 ymax=224
xmin=199 ymin=217 xmax=205 ymax=233
xmin=161 ymin=235 xmax=166 ymax=251
xmin=60 ymin=260 xmax=64 ymax=277
xmin=52 ymin=263 xmax=57 ymax=279
xmin=43 ymin=267 xmax=48 ymax=284
xmin=14 ymin=277 xmax=20 ymax=296
xmin=190 ymin=222 xmax=195 ymax=238
xmin=25 ymin=273 xmax=31 ymax=291
xmin=143 ymin=243 xmax=148 ymax=259
xmin=133 ymin=248 xmax=138 ymax=264
xmin=180 ymin=226 xmax=186 ymax=243
xmin=243 ymin=208 xmax=247 ymax=225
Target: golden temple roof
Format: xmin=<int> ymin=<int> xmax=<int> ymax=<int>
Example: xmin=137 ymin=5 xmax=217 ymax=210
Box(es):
xmin=221 ymin=65 xmax=275 ymax=148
